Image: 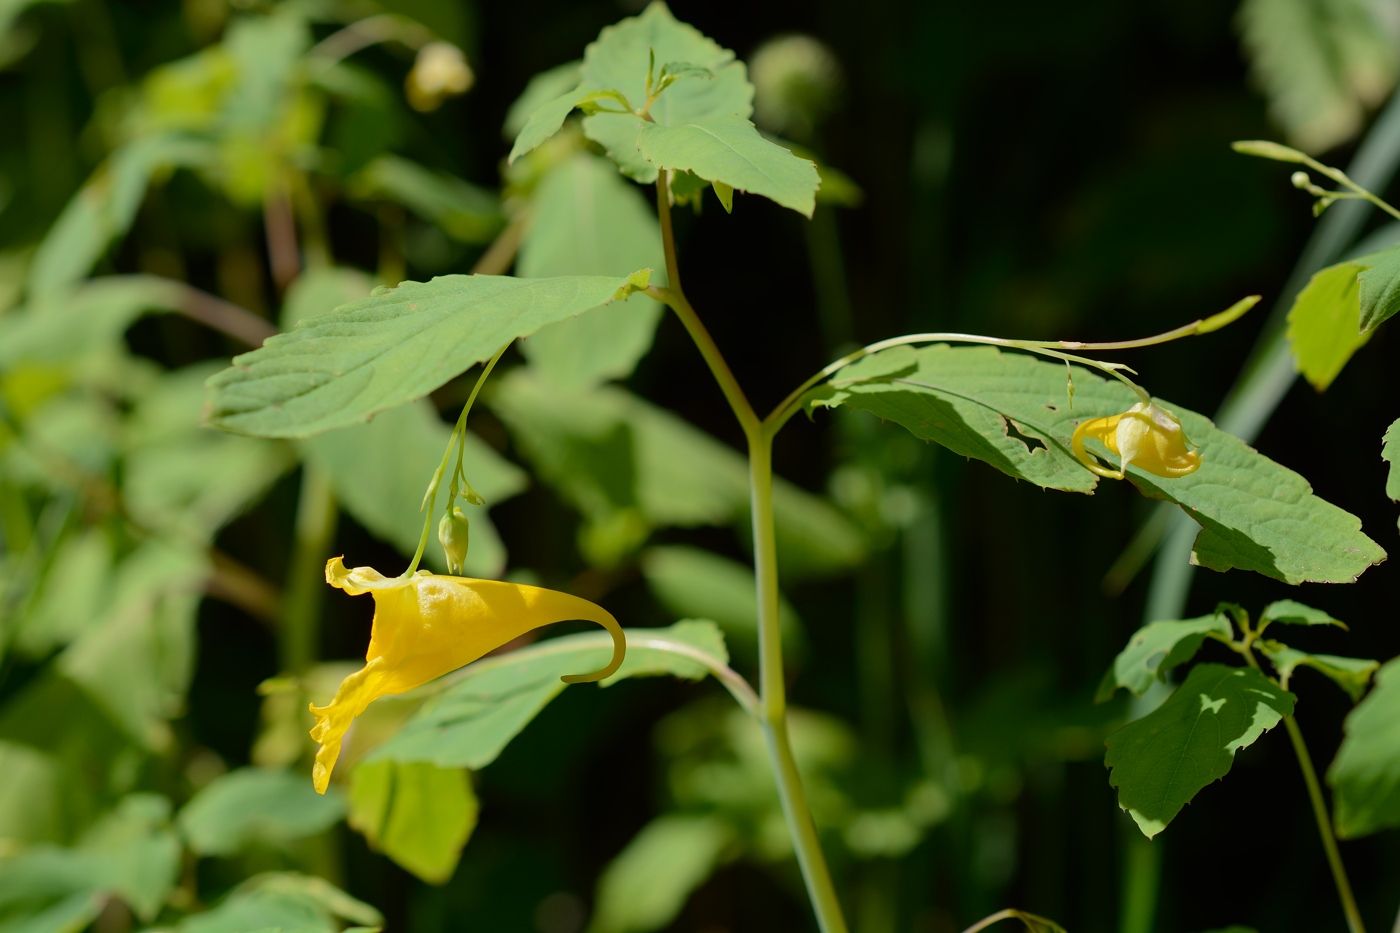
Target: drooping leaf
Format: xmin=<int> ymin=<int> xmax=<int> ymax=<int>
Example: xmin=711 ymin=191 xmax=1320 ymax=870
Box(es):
xmin=1286 ymin=260 xmax=1374 ymax=390
xmin=517 ymin=152 xmax=666 ymax=388
xmin=204 ymin=272 xmax=644 ymax=438
xmin=368 ymin=620 xmax=729 ymax=769
xmin=492 ymin=369 xmax=866 ymax=576
xmin=808 ymin=344 xmax=1385 ymax=585
xmin=1237 ymin=0 xmax=1398 ymax=154
xmin=503 ymin=60 xmax=582 ymax=139
xmin=1106 ymin=663 xmax=1295 ymax=837
xmin=349 ymin=155 xmax=503 ymax=244
xmin=641 ymin=545 xmax=802 ymax=662
xmin=1259 ymin=598 xmax=1345 ymax=628
xmin=177 ymin=768 xmax=347 ymax=856
xmin=587 ymin=814 xmax=733 ymax=933
xmin=1095 ymin=614 xmax=1233 ymax=702
xmin=636 ymin=115 xmax=820 ymax=217
xmin=348 ymin=759 xmax=477 ymax=885
xmin=178 ymin=872 xmax=382 ymax=933
xmin=1328 ymin=656 xmax=1400 ymax=837
xmin=1257 ymin=644 xmax=1377 ymax=700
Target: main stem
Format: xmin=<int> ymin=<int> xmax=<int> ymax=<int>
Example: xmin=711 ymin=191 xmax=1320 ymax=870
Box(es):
xmin=654 ymin=175 xmax=848 ymax=933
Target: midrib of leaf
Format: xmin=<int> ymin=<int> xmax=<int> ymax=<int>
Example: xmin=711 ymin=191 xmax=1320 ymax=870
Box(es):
xmin=885 ymin=376 xmax=1079 ymax=462
xmin=1153 ymin=678 xmax=1221 ymax=814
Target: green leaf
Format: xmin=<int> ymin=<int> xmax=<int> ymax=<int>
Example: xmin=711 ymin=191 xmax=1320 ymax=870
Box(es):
xmin=177 ymin=768 xmax=347 ymax=856
xmin=509 ymin=86 xmax=589 ymax=165
xmin=1384 ymin=417 xmax=1400 ymax=518
xmin=1357 ymin=243 xmax=1400 ymax=331
xmin=368 ymin=620 xmax=729 ymax=769
xmin=1259 ymin=598 xmax=1345 ymax=628
xmin=641 ymin=546 xmax=802 ymax=662
xmin=348 ymin=760 xmax=477 ymax=885
xmin=179 ymin=872 xmax=382 ymax=933
xmin=1096 ymin=614 xmax=1233 ymax=702
xmin=204 ymin=273 xmax=643 ymax=438
xmin=491 ymin=369 xmax=865 ymax=575
xmin=503 ymin=60 xmax=582 ymax=139
xmin=636 ymin=116 xmax=820 ymax=217
xmin=1328 ymin=655 xmax=1400 ymax=836
xmin=280 ymin=266 xmax=374 ymax=331
xmin=1105 ymin=664 xmax=1295 ymax=837
xmin=1286 ymin=260 xmax=1374 ymax=390
xmin=1257 ymin=644 xmax=1377 ymax=701
xmin=349 ymin=155 xmax=503 ymax=244
xmin=809 ymin=344 xmax=1385 ymax=585
xmin=587 ymin=814 xmax=732 ymax=933
xmin=0 ymin=276 xmax=187 ymax=370
xmin=1237 ymin=0 xmax=1398 ymax=153
xmin=517 ymin=152 xmax=666 ymax=388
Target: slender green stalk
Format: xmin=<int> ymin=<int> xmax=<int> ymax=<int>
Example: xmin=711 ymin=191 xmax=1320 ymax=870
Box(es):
xmin=652 ymin=173 xmax=849 ymax=933
xmin=281 ymin=465 xmax=337 ymax=673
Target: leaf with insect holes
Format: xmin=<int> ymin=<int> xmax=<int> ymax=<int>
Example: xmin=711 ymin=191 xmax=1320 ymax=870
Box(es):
xmin=1106 ymin=664 xmax=1295 ymax=838
xmin=203 ymin=272 xmax=647 ymax=439
xmin=1096 ymin=614 xmax=1233 ymax=702
xmin=807 ymin=344 xmax=1385 ymax=585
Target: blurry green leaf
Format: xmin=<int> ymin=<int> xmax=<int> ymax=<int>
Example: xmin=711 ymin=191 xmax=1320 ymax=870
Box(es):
xmin=1259 ymin=598 xmax=1345 ymax=628
xmin=350 ymin=155 xmax=503 ymax=244
xmin=205 ymin=273 xmax=641 ymax=438
xmin=1237 ymin=0 xmax=1398 ymax=154
xmin=1286 ymin=260 xmax=1374 ymax=390
xmin=177 ymin=767 xmax=346 ymax=856
xmin=369 ymin=620 xmax=729 ymax=769
xmin=301 ymin=400 xmax=524 ymax=578
xmin=26 ymin=136 xmax=213 ymax=301
xmin=179 ymin=872 xmax=382 ymax=933
xmin=0 ymin=891 xmax=103 ymax=933
xmin=641 ymin=545 xmax=801 ymax=662
xmin=0 ymin=276 xmax=186 ymax=370
xmin=503 ymin=60 xmax=581 ymax=139
xmin=517 ymin=152 xmax=665 ymax=389
xmin=587 ymin=814 xmax=732 ymax=933
xmin=1329 ymin=655 xmax=1400 ymax=836
xmin=348 ymin=760 xmax=477 ymax=884
xmin=1106 ymin=664 xmax=1295 ymax=838
xmin=1096 ymin=614 xmax=1232 ymax=702
xmin=492 ymin=370 xmax=865 ymax=575
xmin=815 ymin=163 xmax=863 ymax=208
xmin=13 ymin=529 xmax=113 ymax=658
xmin=636 ymin=116 xmax=820 ymax=217
xmin=809 ymin=344 xmax=1385 ymax=585
xmin=0 ymin=742 xmax=62 ymax=846
xmin=1258 ymin=644 xmax=1377 ymax=700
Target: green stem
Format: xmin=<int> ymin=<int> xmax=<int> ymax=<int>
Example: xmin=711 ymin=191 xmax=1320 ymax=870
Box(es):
xmin=652 ymin=174 xmax=848 ymax=933
xmin=1282 ymin=715 xmax=1367 ymax=933
xmin=281 ymin=465 xmax=337 ymax=673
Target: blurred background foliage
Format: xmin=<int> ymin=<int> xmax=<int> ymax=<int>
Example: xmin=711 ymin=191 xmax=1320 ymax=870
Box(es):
xmin=0 ymin=0 xmax=1399 ymax=932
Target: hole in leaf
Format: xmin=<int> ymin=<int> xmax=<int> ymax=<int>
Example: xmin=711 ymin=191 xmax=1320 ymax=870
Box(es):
xmin=1043 ymin=403 xmax=1060 ymax=412
xmin=1002 ymin=417 xmax=1047 ymax=454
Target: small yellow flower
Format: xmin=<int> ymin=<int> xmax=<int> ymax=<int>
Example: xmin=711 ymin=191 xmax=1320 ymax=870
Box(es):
xmin=310 ymin=557 xmax=625 ymax=793
xmin=1071 ymin=402 xmax=1201 ymax=481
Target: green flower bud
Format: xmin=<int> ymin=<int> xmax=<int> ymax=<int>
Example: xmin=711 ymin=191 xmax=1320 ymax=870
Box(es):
xmin=438 ymin=506 xmax=471 ymax=574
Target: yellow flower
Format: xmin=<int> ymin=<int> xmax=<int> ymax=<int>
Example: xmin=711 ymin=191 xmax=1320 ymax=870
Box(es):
xmin=1071 ymin=402 xmax=1201 ymax=481
xmin=310 ymin=557 xmax=625 ymax=793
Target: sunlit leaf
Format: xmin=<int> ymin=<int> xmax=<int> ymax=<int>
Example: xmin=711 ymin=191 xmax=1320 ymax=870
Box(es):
xmin=1096 ymin=613 xmax=1232 ymax=702
xmin=1259 ymin=598 xmax=1344 ymax=628
xmin=204 ymin=272 xmax=642 ymax=438
xmin=636 ymin=116 xmax=820 ymax=217
xmin=1384 ymin=417 xmax=1400 ymax=528
xmin=588 ymin=814 xmax=732 ymax=933
xmin=1286 ymin=260 xmax=1374 ymax=390
xmin=348 ymin=760 xmax=477 ymax=884
xmin=503 ymin=60 xmax=581 ymax=139
xmin=368 ymin=620 xmax=729 ymax=769
xmin=1357 ymin=244 xmax=1400 ymax=331
xmin=177 ymin=767 xmax=346 ymax=856
xmin=1329 ymin=656 xmax=1400 ymax=837
xmin=809 ymin=344 xmax=1385 ymax=585
xmin=1106 ymin=664 xmax=1295 ymax=838
xmin=1257 ymin=644 xmax=1377 ymax=700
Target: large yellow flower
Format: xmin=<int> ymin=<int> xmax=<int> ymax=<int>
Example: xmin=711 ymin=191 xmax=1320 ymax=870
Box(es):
xmin=310 ymin=557 xmax=625 ymax=793
xmin=1071 ymin=402 xmax=1201 ymax=481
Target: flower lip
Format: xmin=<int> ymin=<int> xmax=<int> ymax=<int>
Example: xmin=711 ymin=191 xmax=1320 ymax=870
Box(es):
xmin=1071 ymin=402 xmax=1201 ymax=481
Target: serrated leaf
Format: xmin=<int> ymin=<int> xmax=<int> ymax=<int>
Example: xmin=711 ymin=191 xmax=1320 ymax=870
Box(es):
xmin=177 ymin=768 xmax=346 ymax=856
xmin=1096 ymin=614 xmax=1233 ymax=702
xmin=368 ymin=620 xmax=729 ymax=769
xmin=1259 ymin=598 xmax=1344 ymax=628
xmin=517 ymin=152 xmax=666 ymax=389
xmin=1328 ymin=656 xmax=1400 ymax=837
xmin=636 ymin=116 xmax=819 ymax=216
xmin=1357 ymin=243 xmax=1400 ymax=331
xmin=1384 ymin=417 xmax=1400 ymax=516
xmin=348 ymin=760 xmax=477 ymax=884
xmin=1286 ymin=260 xmax=1374 ymax=390
xmin=350 ymin=155 xmax=503 ymax=244
xmin=204 ymin=273 xmax=641 ymax=438
xmin=588 ymin=814 xmax=732 ymax=933
xmin=809 ymin=344 xmax=1385 ymax=584
xmin=1258 ymin=644 xmax=1377 ymax=700
xmin=1106 ymin=664 xmax=1295 ymax=837
xmin=280 ymin=266 xmax=375 ymax=331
